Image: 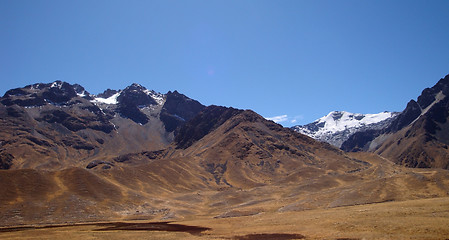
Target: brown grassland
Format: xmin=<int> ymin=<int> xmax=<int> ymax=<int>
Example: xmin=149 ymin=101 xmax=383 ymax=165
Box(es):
xmin=1 ymin=148 xmax=449 ymax=239
xmin=2 ymin=107 xmax=449 ymax=239
xmin=0 ymin=197 xmax=448 ymax=239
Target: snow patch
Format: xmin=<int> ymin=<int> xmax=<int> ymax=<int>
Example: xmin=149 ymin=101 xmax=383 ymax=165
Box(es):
xmin=50 ymin=81 xmax=63 ymax=89
xmin=92 ymin=92 xmax=120 ymax=104
xmin=30 ymin=84 xmax=40 ymax=90
xmin=77 ymin=91 xmax=87 ymax=97
xmin=315 ymin=111 xmax=395 ymax=134
xmin=143 ymin=89 xmax=166 ymax=105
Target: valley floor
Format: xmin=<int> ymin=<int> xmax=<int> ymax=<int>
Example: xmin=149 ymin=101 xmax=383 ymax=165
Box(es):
xmin=1 ymin=197 xmax=449 ymax=240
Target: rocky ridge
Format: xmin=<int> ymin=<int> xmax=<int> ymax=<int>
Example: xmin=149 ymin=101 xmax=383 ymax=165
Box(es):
xmin=342 ymin=74 xmax=449 ymax=168
xmin=0 ymin=81 xmax=204 ymax=170
xmin=292 ymin=74 xmax=449 ymax=169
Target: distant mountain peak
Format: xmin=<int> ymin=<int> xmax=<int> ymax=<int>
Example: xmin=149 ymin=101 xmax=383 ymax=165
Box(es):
xmin=292 ymin=111 xmax=399 ymax=148
xmin=124 ymin=83 xmax=146 ymax=92
xmin=92 ymin=83 xmax=165 ymax=106
xmin=50 ymin=80 xmax=64 ymax=88
xmin=341 ymin=74 xmax=449 ymax=169
xmin=1 ymin=81 xmax=92 ymax=107
xmin=95 ymin=88 xmax=119 ymax=101
xmin=0 ymin=80 xmax=207 ymax=171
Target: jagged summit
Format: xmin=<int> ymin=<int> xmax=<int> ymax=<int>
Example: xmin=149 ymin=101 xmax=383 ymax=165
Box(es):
xmin=292 ymin=110 xmax=399 ymax=148
xmin=342 ymin=74 xmax=449 ymax=169
xmin=1 ymin=81 xmax=169 ymax=109
xmin=160 ymin=90 xmax=205 ymax=132
xmin=1 ymin=80 xmax=92 ymax=107
xmin=96 ymin=88 xmax=118 ymax=99
xmin=385 ymin=74 xmax=449 ymax=133
xmin=92 ymin=83 xmax=165 ymax=107
xmin=0 ymin=81 xmax=205 ymax=170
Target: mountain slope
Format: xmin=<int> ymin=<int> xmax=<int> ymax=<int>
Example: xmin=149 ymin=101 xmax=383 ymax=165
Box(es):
xmin=119 ymin=106 xmax=374 ymax=189
xmin=2 ymin=104 xmax=449 ymax=227
xmin=342 ymin=74 xmax=449 ymax=169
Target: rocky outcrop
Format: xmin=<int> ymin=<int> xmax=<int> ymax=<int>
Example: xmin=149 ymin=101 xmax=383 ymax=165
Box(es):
xmin=115 ymin=84 xmax=157 ymax=124
xmin=0 ymin=153 xmax=14 ymax=169
xmin=96 ymin=89 xmax=118 ymax=99
xmin=2 ymin=81 xmax=95 ymax=107
xmin=160 ymin=91 xmax=205 ymax=132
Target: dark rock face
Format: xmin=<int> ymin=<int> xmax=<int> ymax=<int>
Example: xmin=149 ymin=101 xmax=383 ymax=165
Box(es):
xmin=115 ymin=84 xmax=158 ymax=125
xmin=0 ymin=81 xmax=116 ymax=134
xmin=386 ymin=100 xmax=422 ymax=133
xmin=342 ymin=74 xmax=449 ymax=169
xmin=3 ymin=88 xmax=28 ymax=97
xmin=175 ymin=106 xmax=242 ymax=149
xmin=427 ymin=98 xmax=449 ymax=124
xmin=331 ymin=111 xmax=344 ymax=121
xmin=117 ymin=84 xmax=157 ymax=107
xmin=112 ymin=150 xmax=167 ymax=165
xmin=97 ymin=89 xmax=118 ymax=99
xmin=117 ymin=104 xmax=149 ymax=125
xmin=1 ymin=94 xmax=46 ymax=107
xmin=417 ymin=75 xmax=449 ymax=108
xmin=395 ymin=75 xmax=449 ymax=131
xmin=62 ymin=136 xmax=96 ymax=150
xmin=42 ymin=82 xmax=77 ymax=103
xmin=0 ymin=153 xmax=14 ymax=169
xmin=86 ymin=160 xmax=115 ymax=169
xmin=73 ymin=84 xmax=92 ymax=100
xmin=36 ymin=109 xmax=114 ymax=133
xmin=39 ymin=109 xmax=74 ymax=127
xmin=160 ymin=91 xmax=205 ymax=132
xmin=297 ymin=121 xmax=325 ymax=133
xmin=6 ymin=105 xmax=26 ymax=118
xmin=1 ymin=81 xmax=82 ymax=107
xmin=341 ymin=129 xmax=380 ymax=152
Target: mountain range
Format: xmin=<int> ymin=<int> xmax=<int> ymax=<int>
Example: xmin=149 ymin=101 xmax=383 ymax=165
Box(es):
xmin=1 ymin=75 xmax=449 ymax=238
xmin=0 ymin=81 xmax=204 ymax=170
xmin=292 ymin=111 xmax=399 ymax=148
xmin=292 ymin=74 xmax=449 ymax=169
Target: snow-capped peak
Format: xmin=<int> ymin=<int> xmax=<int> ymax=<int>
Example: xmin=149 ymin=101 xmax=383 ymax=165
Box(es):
xmin=317 ymin=111 xmax=396 ymax=133
xmin=292 ymin=111 xmax=399 ymax=148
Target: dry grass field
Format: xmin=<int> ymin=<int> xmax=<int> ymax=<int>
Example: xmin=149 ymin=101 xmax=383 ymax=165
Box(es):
xmin=1 ymin=197 xmax=449 ymax=239
xmin=2 ymin=107 xmax=449 ymax=239
xmin=1 ymin=151 xmax=449 ymax=239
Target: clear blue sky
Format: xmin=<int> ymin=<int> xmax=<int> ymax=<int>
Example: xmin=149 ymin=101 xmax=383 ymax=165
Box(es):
xmin=1 ymin=0 xmax=449 ymax=126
